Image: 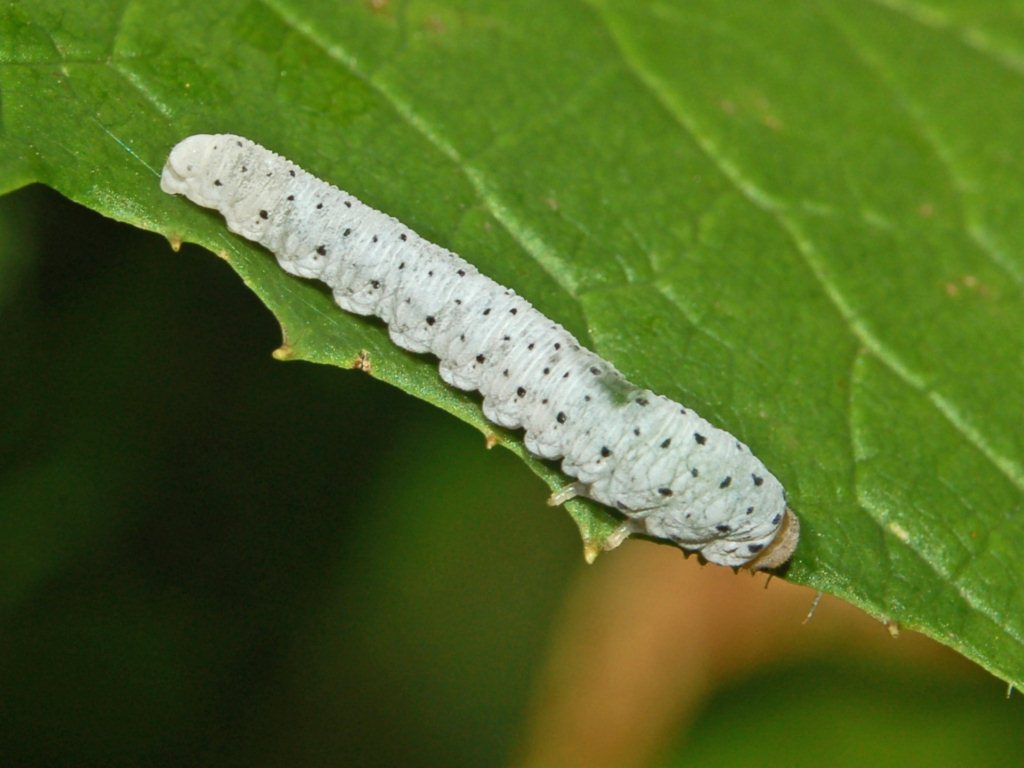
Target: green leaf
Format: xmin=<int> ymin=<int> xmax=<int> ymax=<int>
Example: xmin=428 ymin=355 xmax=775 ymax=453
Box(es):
xmin=2 ymin=0 xmax=1023 ymax=686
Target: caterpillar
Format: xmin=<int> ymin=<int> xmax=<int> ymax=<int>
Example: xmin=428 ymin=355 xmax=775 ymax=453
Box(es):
xmin=160 ymin=134 xmax=799 ymax=569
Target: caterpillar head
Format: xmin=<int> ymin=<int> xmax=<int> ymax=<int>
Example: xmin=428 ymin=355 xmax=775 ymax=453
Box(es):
xmin=744 ymin=508 xmax=800 ymax=571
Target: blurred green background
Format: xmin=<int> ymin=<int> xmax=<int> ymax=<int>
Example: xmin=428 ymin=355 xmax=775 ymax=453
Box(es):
xmin=1 ymin=186 xmax=1021 ymax=766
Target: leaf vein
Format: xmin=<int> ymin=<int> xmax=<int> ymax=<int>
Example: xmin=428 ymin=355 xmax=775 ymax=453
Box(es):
xmin=256 ymin=0 xmax=587 ymax=321
xmin=586 ymin=0 xmax=1024 ymax=495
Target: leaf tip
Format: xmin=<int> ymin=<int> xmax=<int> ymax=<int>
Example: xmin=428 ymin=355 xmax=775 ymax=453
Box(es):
xmin=351 ymin=349 xmax=373 ymax=374
xmin=273 ymin=343 xmax=295 ymax=361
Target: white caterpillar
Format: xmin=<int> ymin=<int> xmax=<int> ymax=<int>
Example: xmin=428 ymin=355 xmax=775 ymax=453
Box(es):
xmin=161 ymin=134 xmax=799 ymax=569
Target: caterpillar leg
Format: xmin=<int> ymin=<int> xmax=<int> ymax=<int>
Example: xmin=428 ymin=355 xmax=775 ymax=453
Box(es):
xmin=547 ymin=482 xmax=589 ymax=507
xmin=603 ymin=521 xmax=635 ymax=550
xmin=582 ymin=519 xmax=641 ymax=564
